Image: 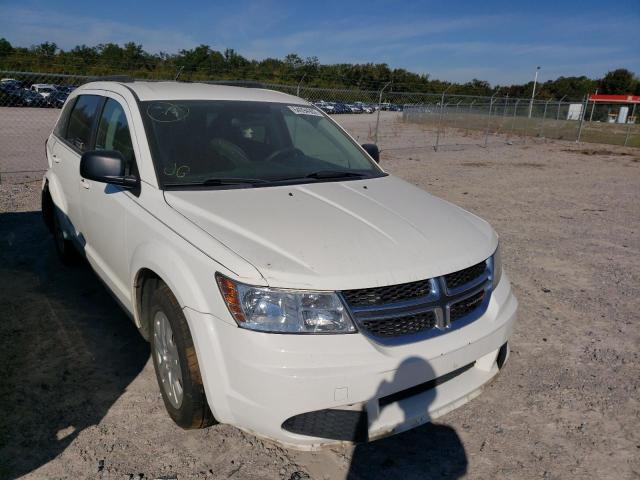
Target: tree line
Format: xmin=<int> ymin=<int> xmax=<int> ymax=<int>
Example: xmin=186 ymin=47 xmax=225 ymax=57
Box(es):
xmin=1 ymin=39 xmax=639 ymax=101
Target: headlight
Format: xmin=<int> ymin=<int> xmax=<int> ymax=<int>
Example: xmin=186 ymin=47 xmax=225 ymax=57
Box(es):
xmin=216 ymin=273 xmax=356 ymax=334
xmin=491 ymin=243 xmax=503 ymax=289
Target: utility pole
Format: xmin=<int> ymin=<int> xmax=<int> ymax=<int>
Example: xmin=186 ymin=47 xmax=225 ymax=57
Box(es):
xmin=528 ymin=66 xmax=540 ymax=118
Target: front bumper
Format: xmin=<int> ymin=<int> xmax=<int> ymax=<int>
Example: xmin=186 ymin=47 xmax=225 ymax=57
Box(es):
xmin=185 ymin=274 xmax=518 ymax=449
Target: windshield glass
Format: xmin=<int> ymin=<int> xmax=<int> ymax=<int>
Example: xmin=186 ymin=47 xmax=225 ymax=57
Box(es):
xmin=141 ymin=100 xmax=383 ymax=187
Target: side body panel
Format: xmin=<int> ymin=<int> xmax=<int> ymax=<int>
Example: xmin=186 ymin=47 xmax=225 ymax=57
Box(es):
xmin=78 ymin=91 xmax=145 ymax=305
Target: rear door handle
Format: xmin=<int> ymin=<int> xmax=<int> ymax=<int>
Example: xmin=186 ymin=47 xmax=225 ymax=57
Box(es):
xmin=80 ymin=178 xmax=90 ymax=190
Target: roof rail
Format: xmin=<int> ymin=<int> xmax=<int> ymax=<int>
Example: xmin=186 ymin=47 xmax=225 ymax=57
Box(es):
xmin=203 ymin=80 xmax=265 ymax=89
xmin=87 ymin=75 xmax=135 ymax=83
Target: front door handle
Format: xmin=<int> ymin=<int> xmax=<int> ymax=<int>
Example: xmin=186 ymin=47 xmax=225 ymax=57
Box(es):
xmin=80 ymin=178 xmax=90 ymax=190
xmin=52 ymin=154 xmax=60 ymax=163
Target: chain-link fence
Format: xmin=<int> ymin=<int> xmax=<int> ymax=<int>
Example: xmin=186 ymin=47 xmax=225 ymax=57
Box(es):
xmin=1 ymin=70 xmax=638 ymax=183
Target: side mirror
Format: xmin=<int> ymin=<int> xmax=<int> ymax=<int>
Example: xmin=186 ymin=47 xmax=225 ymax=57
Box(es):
xmin=361 ymin=143 xmax=380 ymax=163
xmin=80 ymin=150 xmax=137 ymax=188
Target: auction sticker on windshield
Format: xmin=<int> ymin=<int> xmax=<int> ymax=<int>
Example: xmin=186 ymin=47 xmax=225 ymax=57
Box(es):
xmin=288 ymin=105 xmax=324 ymax=116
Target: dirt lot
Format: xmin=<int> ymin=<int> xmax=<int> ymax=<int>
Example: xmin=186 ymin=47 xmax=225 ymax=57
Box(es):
xmin=1 ymin=112 xmax=639 ymax=479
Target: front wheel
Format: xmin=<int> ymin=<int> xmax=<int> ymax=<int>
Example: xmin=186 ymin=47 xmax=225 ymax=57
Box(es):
xmin=150 ymin=283 xmax=215 ymax=429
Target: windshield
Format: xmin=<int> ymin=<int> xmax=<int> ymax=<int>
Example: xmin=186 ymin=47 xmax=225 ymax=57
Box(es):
xmin=141 ymin=100 xmax=383 ymax=188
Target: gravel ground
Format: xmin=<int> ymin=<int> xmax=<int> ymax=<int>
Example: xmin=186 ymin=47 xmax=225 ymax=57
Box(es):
xmin=0 ymin=107 xmax=59 ymax=184
xmin=0 ymin=112 xmax=639 ymax=479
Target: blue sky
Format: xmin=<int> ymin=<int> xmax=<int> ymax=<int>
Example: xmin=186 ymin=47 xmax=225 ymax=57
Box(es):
xmin=1 ymin=0 xmax=638 ymax=85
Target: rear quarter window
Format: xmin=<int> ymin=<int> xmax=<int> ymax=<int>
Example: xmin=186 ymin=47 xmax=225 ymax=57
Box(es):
xmin=53 ymin=97 xmax=77 ymax=138
xmin=65 ymin=94 xmax=103 ymax=152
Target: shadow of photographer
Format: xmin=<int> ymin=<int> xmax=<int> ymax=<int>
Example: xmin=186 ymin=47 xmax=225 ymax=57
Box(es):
xmin=346 ymin=356 xmax=468 ymax=480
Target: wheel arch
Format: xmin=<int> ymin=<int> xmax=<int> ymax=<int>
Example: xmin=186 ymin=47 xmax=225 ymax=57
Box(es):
xmin=130 ymin=242 xmax=214 ymax=341
xmin=42 ymin=171 xmax=68 ymax=218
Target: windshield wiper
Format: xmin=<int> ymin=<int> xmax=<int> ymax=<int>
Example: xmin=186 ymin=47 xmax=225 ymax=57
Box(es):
xmin=165 ymin=177 xmax=269 ymax=187
xmin=274 ymin=170 xmax=369 ymax=182
xmin=305 ymin=170 xmax=367 ymax=179
xmin=201 ymin=177 xmax=270 ymax=185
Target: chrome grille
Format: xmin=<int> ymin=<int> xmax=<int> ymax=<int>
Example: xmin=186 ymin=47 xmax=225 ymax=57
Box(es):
xmin=342 ymin=258 xmax=493 ymax=343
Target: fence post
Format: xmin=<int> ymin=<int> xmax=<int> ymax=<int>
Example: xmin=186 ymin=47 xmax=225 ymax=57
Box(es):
xmin=503 ymin=94 xmax=509 ymax=118
xmin=576 ymin=95 xmax=588 ymax=143
xmin=540 ymin=99 xmax=551 ymax=139
xmin=374 ymin=81 xmax=391 ymax=145
xmin=296 ymin=73 xmax=306 ymax=97
xmin=556 ymin=95 xmax=567 ymax=121
xmin=453 ymin=100 xmax=462 ymax=129
xmin=468 ymin=100 xmax=475 ymax=114
xmin=434 ymin=85 xmax=452 ymax=151
xmin=510 ymin=99 xmax=520 ymax=137
xmin=588 ymin=94 xmax=596 ymax=122
xmin=624 ymin=103 xmax=637 ymax=147
xmin=484 ymin=91 xmax=500 ymax=147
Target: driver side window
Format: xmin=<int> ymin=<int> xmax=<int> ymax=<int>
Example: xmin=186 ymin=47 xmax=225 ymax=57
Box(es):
xmin=95 ymin=98 xmax=136 ymax=174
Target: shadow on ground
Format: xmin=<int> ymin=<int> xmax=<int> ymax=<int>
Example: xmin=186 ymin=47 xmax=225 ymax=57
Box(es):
xmin=346 ymin=357 xmax=467 ymax=480
xmin=0 ymin=211 xmax=149 ymax=479
xmin=346 ymin=422 xmax=467 ymax=479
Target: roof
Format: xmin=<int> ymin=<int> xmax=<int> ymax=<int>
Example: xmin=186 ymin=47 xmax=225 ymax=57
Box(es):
xmin=588 ymin=94 xmax=640 ymax=104
xmin=79 ymin=80 xmax=307 ymax=104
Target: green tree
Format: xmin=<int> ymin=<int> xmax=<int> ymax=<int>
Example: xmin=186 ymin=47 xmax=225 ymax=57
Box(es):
xmin=599 ymin=69 xmax=636 ymax=94
xmin=0 ymin=38 xmax=13 ymax=57
xmin=1 ymin=38 xmax=638 ymax=100
xmin=31 ymin=42 xmax=57 ymax=57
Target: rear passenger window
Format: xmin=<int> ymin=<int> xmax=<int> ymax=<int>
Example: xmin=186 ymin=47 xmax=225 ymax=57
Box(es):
xmin=65 ymin=95 xmax=102 ymax=152
xmin=95 ymin=99 xmax=136 ymax=173
xmin=54 ymin=97 xmax=76 ymax=138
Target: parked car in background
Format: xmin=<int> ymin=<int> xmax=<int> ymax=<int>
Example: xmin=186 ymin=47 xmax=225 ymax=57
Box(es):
xmin=56 ymin=85 xmax=77 ymax=95
xmin=332 ymin=102 xmax=350 ymax=114
xmin=1 ymin=78 xmax=22 ymax=91
xmin=355 ymin=102 xmax=375 ymax=113
xmin=345 ymin=103 xmax=362 ymax=114
xmin=21 ymin=89 xmax=49 ymax=107
xmin=46 ymin=90 xmax=69 ymax=108
xmin=30 ymin=83 xmax=57 ymax=98
xmin=42 ymin=80 xmax=517 ymax=449
xmin=0 ymin=86 xmax=25 ymax=106
xmin=314 ymin=101 xmax=334 ymax=114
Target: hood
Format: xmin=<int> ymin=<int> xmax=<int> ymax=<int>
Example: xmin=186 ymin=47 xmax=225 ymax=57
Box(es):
xmin=164 ymin=175 xmax=497 ymax=290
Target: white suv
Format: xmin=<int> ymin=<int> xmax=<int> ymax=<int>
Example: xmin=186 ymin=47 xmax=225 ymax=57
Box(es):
xmin=42 ymin=81 xmax=517 ymax=448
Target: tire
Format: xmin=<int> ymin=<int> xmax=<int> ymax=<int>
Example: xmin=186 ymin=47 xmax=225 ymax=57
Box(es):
xmin=150 ymin=283 xmax=215 ymax=429
xmin=52 ymin=208 xmax=77 ymax=265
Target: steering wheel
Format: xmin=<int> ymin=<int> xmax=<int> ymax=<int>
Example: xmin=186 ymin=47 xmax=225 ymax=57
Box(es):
xmin=209 ymin=138 xmax=253 ymax=167
xmin=263 ymin=147 xmax=304 ymax=164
